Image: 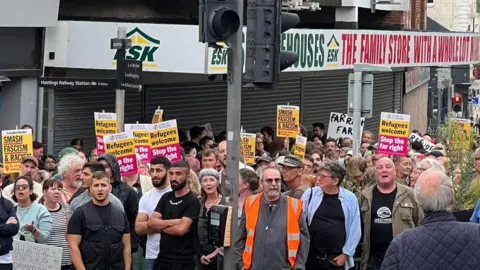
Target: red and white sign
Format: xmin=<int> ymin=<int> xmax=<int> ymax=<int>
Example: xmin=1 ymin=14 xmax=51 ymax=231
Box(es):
xmin=341 ymin=32 xmax=480 ymax=68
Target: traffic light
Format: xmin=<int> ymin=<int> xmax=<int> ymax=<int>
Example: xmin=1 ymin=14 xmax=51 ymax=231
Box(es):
xmin=452 ymin=94 xmax=462 ymax=112
xmin=198 ymin=0 xmax=241 ymax=43
xmin=246 ymin=0 xmax=300 ymax=86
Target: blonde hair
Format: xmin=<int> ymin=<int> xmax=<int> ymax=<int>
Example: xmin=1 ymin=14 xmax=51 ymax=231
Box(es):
xmin=188 ymin=170 xmax=201 ymax=197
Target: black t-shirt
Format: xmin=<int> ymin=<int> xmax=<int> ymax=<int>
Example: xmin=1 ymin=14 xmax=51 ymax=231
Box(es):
xmin=370 ymin=186 xmax=397 ymax=260
xmin=67 ymin=203 xmax=130 ymax=235
xmin=309 ymin=193 xmax=346 ymax=254
xmin=154 ymin=191 xmax=201 ymax=264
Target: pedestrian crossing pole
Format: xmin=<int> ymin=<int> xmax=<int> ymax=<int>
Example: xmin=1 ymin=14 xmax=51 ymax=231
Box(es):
xmin=198 ymin=0 xmax=243 ymax=267
xmin=223 ymin=0 xmax=243 ymax=268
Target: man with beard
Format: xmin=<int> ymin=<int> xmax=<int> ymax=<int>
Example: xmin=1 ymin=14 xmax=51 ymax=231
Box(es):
xmin=135 ymin=156 xmax=172 ymax=270
xmin=68 ymin=162 xmax=124 ymax=216
xmin=67 ymin=171 xmax=131 ymax=270
xmin=57 ymin=153 xmax=85 ymax=204
xmin=147 ymin=160 xmax=201 ymax=270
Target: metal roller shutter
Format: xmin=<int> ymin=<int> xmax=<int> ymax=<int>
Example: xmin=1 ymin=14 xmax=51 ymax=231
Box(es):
xmin=241 ymin=79 xmax=301 ymax=132
xmin=363 ymin=72 xmax=395 ymax=134
xmin=302 ymin=72 xmax=350 ymax=129
xmin=393 ymin=72 xmax=404 ymax=113
xmin=52 ymin=89 xmax=142 ymax=154
xmin=145 ymin=81 xmax=227 ymax=133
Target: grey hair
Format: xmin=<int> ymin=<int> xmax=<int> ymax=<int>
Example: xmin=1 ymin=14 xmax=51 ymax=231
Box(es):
xmin=320 ymin=161 xmax=347 ymax=185
xmin=418 ymin=158 xmax=445 ymax=172
xmin=57 ymin=153 xmax=85 ymax=176
xmin=198 ymin=168 xmax=220 ymax=182
xmin=473 ymin=147 xmax=480 ymax=158
xmin=414 ymin=168 xmax=453 ymax=212
xmin=259 ymin=167 xmax=282 ymax=180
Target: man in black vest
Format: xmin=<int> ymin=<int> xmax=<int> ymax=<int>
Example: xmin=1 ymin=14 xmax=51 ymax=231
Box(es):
xmin=67 ymin=171 xmax=131 ymax=270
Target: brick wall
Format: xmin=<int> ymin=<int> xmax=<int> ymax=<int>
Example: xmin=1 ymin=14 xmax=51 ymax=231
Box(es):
xmin=371 ymin=0 xmax=427 ymax=30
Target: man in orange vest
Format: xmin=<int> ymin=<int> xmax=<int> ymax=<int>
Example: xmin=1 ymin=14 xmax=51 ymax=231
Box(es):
xmin=235 ymin=167 xmax=310 ymax=270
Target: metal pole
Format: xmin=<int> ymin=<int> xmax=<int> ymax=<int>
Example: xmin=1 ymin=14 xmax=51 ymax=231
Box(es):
xmin=116 ymin=26 xmax=126 ymax=132
xmin=223 ymin=0 xmax=243 ymax=269
xmin=438 ymin=87 xmax=443 ymax=124
xmin=352 ymin=71 xmax=363 ymax=156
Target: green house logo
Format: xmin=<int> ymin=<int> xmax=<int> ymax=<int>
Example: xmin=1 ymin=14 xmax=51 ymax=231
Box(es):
xmin=326 ymin=35 xmax=340 ymax=67
xmin=112 ymin=28 xmax=160 ymax=68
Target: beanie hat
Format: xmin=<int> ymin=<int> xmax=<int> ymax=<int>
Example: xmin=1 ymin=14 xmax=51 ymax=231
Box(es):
xmin=58 ymin=147 xmax=78 ymax=160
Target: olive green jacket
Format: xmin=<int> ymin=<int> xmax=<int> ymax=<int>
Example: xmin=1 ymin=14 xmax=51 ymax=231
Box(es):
xmin=359 ymin=183 xmax=423 ymax=270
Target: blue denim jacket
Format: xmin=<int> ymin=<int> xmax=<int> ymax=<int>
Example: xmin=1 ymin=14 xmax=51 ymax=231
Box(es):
xmin=470 ymin=199 xmax=480 ymax=223
xmin=301 ymin=186 xmax=362 ymax=270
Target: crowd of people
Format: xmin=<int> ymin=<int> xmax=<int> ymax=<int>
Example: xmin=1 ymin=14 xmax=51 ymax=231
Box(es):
xmin=0 ymin=122 xmax=479 ymax=270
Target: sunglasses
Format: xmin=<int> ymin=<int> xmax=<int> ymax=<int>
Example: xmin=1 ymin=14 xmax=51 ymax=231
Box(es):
xmin=15 ymin=184 xmax=29 ymax=191
xmin=264 ymin=178 xmax=281 ymax=184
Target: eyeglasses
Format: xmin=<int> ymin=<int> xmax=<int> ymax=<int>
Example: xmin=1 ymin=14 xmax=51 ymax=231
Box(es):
xmin=15 ymin=184 xmax=29 ymax=191
xmin=264 ymin=178 xmax=281 ymax=184
xmin=318 ymin=174 xmax=333 ymax=180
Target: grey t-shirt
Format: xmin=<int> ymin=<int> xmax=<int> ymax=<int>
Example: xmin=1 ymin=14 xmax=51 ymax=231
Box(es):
xmin=68 ymin=191 xmax=125 ymax=217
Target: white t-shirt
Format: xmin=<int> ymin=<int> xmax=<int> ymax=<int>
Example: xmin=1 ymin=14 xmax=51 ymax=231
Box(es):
xmin=138 ymin=185 xmax=172 ymax=259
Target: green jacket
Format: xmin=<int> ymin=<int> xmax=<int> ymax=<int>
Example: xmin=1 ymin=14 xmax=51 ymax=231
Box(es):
xmin=359 ymin=183 xmax=423 ymax=270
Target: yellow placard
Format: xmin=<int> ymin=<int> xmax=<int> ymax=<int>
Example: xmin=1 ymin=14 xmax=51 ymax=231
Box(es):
xmin=150 ymin=126 xmax=180 ymax=147
xmin=378 ymin=119 xmax=410 ymax=137
xmin=95 ymin=119 xmax=118 ymax=136
xmin=450 ymin=119 xmax=471 ymax=150
xmin=240 ymin=133 xmax=256 ymax=165
xmin=294 ymin=135 xmax=307 ymax=161
xmin=132 ymin=130 xmax=150 ymax=145
xmin=1 ymin=129 xmax=33 ymax=173
xmin=276 ymin=105 xmax=300 ymax=138
xmin=152 ymin=109 xmax=163 ymax=124
xmin=104 ymin=138 xmax=136 ymax=157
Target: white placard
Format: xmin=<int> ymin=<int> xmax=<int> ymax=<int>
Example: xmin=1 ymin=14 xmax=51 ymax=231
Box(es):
xmin=327 ymin=112 xmax=365 ymax=140
xmin=409 ymin=133 xmax=435 ymax=152
xmin=12 ymin=240 xmax=62 ymax=270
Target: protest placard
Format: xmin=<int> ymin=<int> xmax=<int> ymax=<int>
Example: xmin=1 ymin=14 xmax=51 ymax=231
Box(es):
xmin=409 ymin=133 xmax=435 ymax=152
xmin=12 ymin=240 xmax=62 ymax=270
xmin=150 ymin=120 xmax=182 ymax=162
xmin=104 ymin=132 xmax=138 ymax=176
xmin=377 ymin=112 xmax=410 ymax=156
xmin=240 ymin=133 xmax=256 ymax=165
xmin=450 ymin=118 xmax=471 ymax=150
xmin=152 ymin=108 xmax=163 ymax=124
xmin=276 ymin=105 xmax=300 ymax=138
xmin=94 ymin=112 xmax=118 ymax=155
xmin=327 ymin=112 xmax=365 ymax=140
xmin=124 ymin=124 xmax=153 ymax=163
xmin=294 ymin=135 xmax=307 ymax=161
xmin=1 ymin=129 xmax=33 ymax=173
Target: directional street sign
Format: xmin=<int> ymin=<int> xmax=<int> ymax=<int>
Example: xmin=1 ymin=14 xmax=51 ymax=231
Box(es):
xmin=38 ymin=77 xmax=117 ymax=89
xmin=473 ymin=96 xmax=479 ymax=106
xmin=117 ymin=59 xmax=143 ymax=91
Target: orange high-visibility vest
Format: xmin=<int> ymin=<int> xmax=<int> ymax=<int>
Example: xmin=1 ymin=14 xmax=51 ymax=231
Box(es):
xmin=242 ymin=193 xmax=303 ymax=269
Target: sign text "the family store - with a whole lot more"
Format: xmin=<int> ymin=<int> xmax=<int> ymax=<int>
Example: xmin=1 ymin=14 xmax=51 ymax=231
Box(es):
xmin=341 ymin=32 xmax=480 ymax=66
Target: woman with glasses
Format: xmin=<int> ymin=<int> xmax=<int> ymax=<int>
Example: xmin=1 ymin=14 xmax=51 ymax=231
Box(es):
xmin=13 ymin=176 xmax=52 ymax=243
xmin=40 ymin=179 xmax=72 ymax=270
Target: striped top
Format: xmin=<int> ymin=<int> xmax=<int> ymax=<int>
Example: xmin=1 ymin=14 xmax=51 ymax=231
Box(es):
xmin=44 ymin=203 xmax=71 ymax=266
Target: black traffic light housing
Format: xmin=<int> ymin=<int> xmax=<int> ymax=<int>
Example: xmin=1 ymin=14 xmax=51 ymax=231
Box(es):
xmin=199 ymin=0 xmax=241 ymax=43
xmin=245 ymin=0 xmax=300 ymax=87
xmin=452 ymin=94 xmax=462 ymax=112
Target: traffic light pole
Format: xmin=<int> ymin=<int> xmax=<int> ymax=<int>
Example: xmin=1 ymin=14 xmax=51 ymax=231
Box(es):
xmin=223 ymin=0 xmax=243 ymax=269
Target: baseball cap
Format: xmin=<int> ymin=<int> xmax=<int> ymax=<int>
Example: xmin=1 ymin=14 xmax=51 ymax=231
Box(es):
xmin=58 ymin=147 xmax=78 ymax=160
xmin=279 ymin=155 xmax=304 ymax=168
xmin=22 ymin=156 xmax=39 ymax=167
xmin=367 ymin=143 xmax=378 ymax=151
xmin=256 ymin=155 xmax=272 ymax=164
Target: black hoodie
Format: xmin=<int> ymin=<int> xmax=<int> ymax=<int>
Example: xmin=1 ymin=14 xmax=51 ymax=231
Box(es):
xmin=98 ymin=153 xmax=139 ymax=252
